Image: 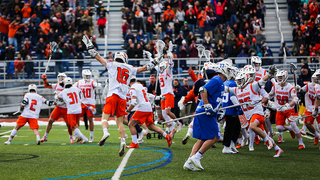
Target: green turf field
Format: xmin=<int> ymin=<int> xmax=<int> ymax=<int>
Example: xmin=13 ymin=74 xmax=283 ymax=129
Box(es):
xmin=0 ymin=124 xmax=320 ymax=180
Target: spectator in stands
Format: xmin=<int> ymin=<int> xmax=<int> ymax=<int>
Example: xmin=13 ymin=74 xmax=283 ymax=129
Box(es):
xmin=81 ymin=12 xmax=93 ymax=35
xmin=248 ymin=29 xmax=265 ymax=52
xmin=5 ymin=44 xmax=15 ymax=64
xmin=142 ymin=3 xmax=149 ymax=25
xmin=187 ymin=31 xmax=197 ymax=46
xmin=45 ymin=44 xmax=51 ymax=59
xmin=125 ymin=30 xmax=135 ymax=44
xmin=176 ymin=7 xmax=185 ymax=25
xmin=122 ymin=8 xmax=133 ymax=25
xmin=20 ymin=46 xmax=29 ymax=60
xmin=48 ymin=28 xmax=59 ymax=42
xmin=279 ymin=43 xmax=290 ymax=57
xmin=24 ymin=55 xmax=34 ymax=79
xmin=175 ymin=31 xmax=185 ymax=58
xmin=226 ymin=29 xmax=236 ymax=56
xmin=180 ymin=21 xmax=191 ymax=38
xmin=179 ymin=40 xmax=189 ymax=58
xmin=153 ymin=0 xmax=163 ymax=24
xmin=214 ymin=27 xmax=223 ymax=44
xmin=310 ymin=47 xmax=318 ymax=62
xmin=166 ymin=26 xmax=173 ymax=39
xmin=229 ymin=45 xmax=239 ymax=58
xmin=62 ymin=43 xmax=71 ymax=71
xmin=21 ymin=3 xmax=32 ymax=23
xmin=14 ymin=54 xmax=24 ymax=79
xmin=51 ymin=1 xmax=62 ymax=17
xmin=135 ymin=6 xmax=144 ymax=33
xmin=39 ymin=19 xmax=50 ymax=35
xmin=296 ymin=44 xmax=309 ymax=63
xmin=314 ymin=32 xmax=320 ymax=51
xmin=204 ymin=16 xmax=214 ymax=38
xmin=69 ymin=0 xmax=76 ymax=10
xmin=188 ymin=40 xmax=198 ymax=57
xmin=174 ymin=20 xmax=181 ymax=37
xmin=135 ymin=43 xmax=143 ymax=59
xmin=185 ymin=6 xmax=196 ymax=33
xmin=260 ymin=1 xmax=266 ymax=28
xmin=0 ymin=41 xmax=5 ymax=60
xmin=203 ymin=33 xmax=213 ymax=50
xmin=228 ymin=0 xmax=237 ymax=26
xmin=146 ymin=17 xmax=155 ymax=44
xmin=237 ymin=49 xmax=247 ymax=57
xmin=137 ymin=30 xmax=146 ymax=43
xmin=79 ymin=0 xmax=88 ymax=11
xmin=97 ymin=13 xmax=107 ymax=38
xmin=292 ymin=24 xmax=299 ymax=53
xmin=0 ymin=16 xmax=10 ymax=44
xmin=122 ymin=20 xmax=131 ymax=39
xmin=162 ymin=5 xmax=175 ymax=26
xmin=198 ymin=10 xmax=206 ymax=38
xmin=66 ymin=8 xmax=76 ymax=23
xmin=72 ymin=32 xmax=83 ymax=46
xmin=127 ymin=43 xmax=135 ymax=58
xmin=214 ymin=0 xmax=227 ymax=25
xmin=8 ymin=21 xmax=24 ymax=51
xmin=295 ymin=30 xmax=305 ymax=51
xmin=159 ymin=18 xmax=167 ymax=40
xmin=216 ymin=39 xmax=225 ymax=57
xmin=36 ymin=38 xmax=46 ymax=60
xmin=262 ymin=44 xmax=273 ymax=57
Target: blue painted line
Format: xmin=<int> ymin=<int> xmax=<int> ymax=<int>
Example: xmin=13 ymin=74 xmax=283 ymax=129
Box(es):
xmin=39 ymin=143 xmax=172 ymax=180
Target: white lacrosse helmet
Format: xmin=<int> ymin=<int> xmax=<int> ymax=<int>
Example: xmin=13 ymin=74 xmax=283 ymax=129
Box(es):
xmin=82 ymin=69 xmax=92 ymax=82
xmin=114 ymin=51 xmax=128 ymax=63
xmin=244 ymin=65 xmax=256 ymax=83
xmin=251 ymin=56 xmax=262 ymax=71
xmin=159 ymin=61 xmax=168 ymax=73
xmin=235 ymin=71 xmax=250 ymax=89
xmin=216 ymin=61 xmax=232 ymax=80
xmin=57 ymin=73 xmax=67 ymax=83
xmin=229 ymin=66 xmax=239 ymax=80
xmin=63 ymin=77 xmax=73 ymax=87
xmin=312 ymin=69 xmax=320 ymax=85
xmin=276 ymin=70 xmax=288 ymax=85
xmin=28 ymin=84 xmax=37 ymax=93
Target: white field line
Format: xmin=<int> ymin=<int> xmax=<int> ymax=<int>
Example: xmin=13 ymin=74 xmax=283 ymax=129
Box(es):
xmin=111 ymin=148 xmax=134 ymax=180
xmin=0 ymin=130 xmax=12 ymax=135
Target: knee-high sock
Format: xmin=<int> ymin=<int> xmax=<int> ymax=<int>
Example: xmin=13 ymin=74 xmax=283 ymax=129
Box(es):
xmin=290 ymin=121 xmax=300 ymax=134
xmin=249 ymin=128 xmax=255 ymax=145
xmin=240 ymin=128 xmax=248 ymax=138
xmin=265 ymin=118 xmax=274 ymax=133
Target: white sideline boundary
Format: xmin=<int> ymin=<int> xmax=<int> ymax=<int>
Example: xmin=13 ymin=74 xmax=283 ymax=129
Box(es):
xmin=112 ymin=148 xmax=134 ymax=180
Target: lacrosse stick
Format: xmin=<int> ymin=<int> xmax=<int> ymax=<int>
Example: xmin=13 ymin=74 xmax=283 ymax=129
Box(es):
xmin=197 ymin=45 xmax=205 ymax=77
xmin=290 ymin=63 xmax=299 ymax=114
xmin=202 ymin=50 xmax=211 ymax=80
xmin=81 ymin=102 xmax=97 ymax=115
xmin=154 ymin=40 xmax=166 ymax=94
xmin=44 ymin=42 xmax=57 ymax=75
xmin=12 ymin=110 xmax=21 ymax=115
xmin=161 ymin=112 xmax=207 ymax=124
xmin=92 ymin=69 xmax=103 ymax=112
xmin=204 ymin=50 xmax=211 ymax=62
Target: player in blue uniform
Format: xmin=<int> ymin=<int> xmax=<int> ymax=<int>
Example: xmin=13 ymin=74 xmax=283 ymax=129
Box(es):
xmin=183 ymin=61 xmax=232 ymax=171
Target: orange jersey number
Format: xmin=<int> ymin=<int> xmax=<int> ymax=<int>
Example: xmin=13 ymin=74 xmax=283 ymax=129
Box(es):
xmin=117 ymin=67 xmax=129 ymax=84
xmin=67 ymin=92 xmax=79 ymax=105
xmin=30 ymin=99 xmax=37 ymax=111
xmin=82 ymin=88 xmax=91 ymax=98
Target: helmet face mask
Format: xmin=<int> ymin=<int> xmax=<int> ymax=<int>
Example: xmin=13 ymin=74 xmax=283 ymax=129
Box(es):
xmin=216 ymin=61 xmax=232 ymax=80
xmin=82 ymin=70 xmax=92 ymax=82
xmin=276 ymin=70 xmax=288 ymax=85
xmin=312 ymin=69 xmax=320 ymax=85
xmin=57 ymin=73 xmax=67 ymax=83
xmin=235 ymin=72 xmax=249 ymax=88
xmin=159 ymin=61 xmax=168 ymax=73
xmin=244 ymin=65 xmax=256 ymax=83
xmin=251 ymin=56 xmax=262 ymax=71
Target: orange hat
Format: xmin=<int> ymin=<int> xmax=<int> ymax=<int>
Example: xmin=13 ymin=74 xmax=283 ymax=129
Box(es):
xmin=147 ymin=17 xmax=152 ymax=21
xmin=239 ymin=34 xmax=243 ymax=39
xmin=56 ymin=12 xmax=61 ymax=16
xmin=252 ymin=38 xmax=256 ymax=42
xmin=25 ymin=3 xmax=30 ymax=6
xmin=47 ymin=44 xmax=50 ymax=47
xmin=167 ymin=5 xmax=171 ymax=9
xmin=84 ymin=11 xmax=89 ymax=15
xmin=32 ymin=14 xmax=36 ymax=18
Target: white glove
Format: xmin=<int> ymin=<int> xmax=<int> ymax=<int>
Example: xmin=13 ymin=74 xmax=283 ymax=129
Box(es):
xmin=167 ymin=41 xmax=173 ymax=58
xmin=143 ymin=50 xmax=152 ymax=59
xmin=82 ymin=35 xmax=98 ymax=57
xmin=96 ymin=83 xmax=102 ymax=90
xmin=155 ymin=96 xmax=166 ymax=101
xmin=247 ymin=100 xmax=260 ymax=108
xmin=279 ymin=103 xmax=292 ymax=112
xmin=264 ymin=109 xmax=271 ymax=119
xmin=296 ymin=85 xmax=301 ymax=92
xmin=217 ymin=110 xmax=225 ymax=121
xmin=203 ymin=104 xmax=214 ymax=116
xmin=312 ymin=108 xmax=319 ymax=118
xmin=268 ymin=65 xmax=277 ymax=78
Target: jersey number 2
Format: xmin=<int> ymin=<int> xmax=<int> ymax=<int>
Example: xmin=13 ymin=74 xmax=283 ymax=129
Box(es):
xmin=67 ymin=92 xmax=79 ymax=105
xmin=117 ymin=67 xmax=129 ymax=84
xmin=30 ymin=99 xmax=37 ymax=111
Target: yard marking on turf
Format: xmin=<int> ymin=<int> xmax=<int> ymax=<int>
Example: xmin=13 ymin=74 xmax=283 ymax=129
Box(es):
xmin=0 ymin=130 xmax=12 ymax=135
xmin=111 ymin=148 xmax=134 ymax=180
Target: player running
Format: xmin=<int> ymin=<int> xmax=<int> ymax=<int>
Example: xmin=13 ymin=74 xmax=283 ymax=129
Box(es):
xmin=126 ymin=80 xmax=173 ymax=148
xmin=40 ymin=73 xmax=74 ymax=143
xmin=58 ymin=77 xmax=89 ymax=144
xmin=5 ymin=84 xmax=54 ymax=145
xmin=82 ymin=35 xmax=159 ymax=157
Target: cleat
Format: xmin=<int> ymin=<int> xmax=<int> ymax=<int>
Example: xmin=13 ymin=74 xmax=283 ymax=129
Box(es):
xmin=143 ymin=130 xmax=148 ymax=136
xmin=137 ymin=139 xmax=144 ymax=144
xmin=264 ymin=139 xmax=273 ymax=150
xmin=249 ymin=144 xmax=254 ymax=151
xmin=298 ymin=144 xmax=305 ymax=149
xmin=289 ymin=130 xmax=296 ymax=139
xmin=222 ymin=147 xmax=235 ymax=154
xmin=212 ymin=144 xmax=217 ymax=148
xmin=170 ymin=129 xmax=176 ymax=139
xmin=80 ymin=138 xmax=89 ymax=144
xmin=182 ymin=134 xmax=190 ymax=145
xmin=269 ymin=132 xmax=276 ymax=138
xmin=119 ymin=142 xmax=126 ymax=157
xmin=99 ymin=132 xmax=110 ymax=146
xmin=236 ymin=144 xmax=242 ymax=149
xmin=231 ymin=145 xmax=239 ymax=153
xmin=138 ymin=131 xmax=144 ymax=141
xmin=300 ymin=129 xmax=306 ymax=136
xmin=177 ymin=122 xmax=182 ymax=133
xmin=255 ymin=135 xmax=260 ymax=145
xmin=183 ymin=160 xmax=201 ymax=171
xmin=69 ymin=137 xmax=75 ymax=143
xmin=190 ymin=156 xmax=204 ymax=170
xmin=40 ymin=136 xmax=47 ymax=142
xmin=126 ymin=142 xmax=139 ymax=148
xmin=73 ymin=134 xmax=78 ymax=141
xmin=4 ymin=140 xmax=11 ymax=145
xmin=165 ymin=134 xmax=172 ymax=147
xmin=89 ymin=136 xmax=94 ymax=143
xmin=274 ymin=148 xmax=284 ymax=157
xmin=314 ymin=136 xmax=319 ymax=145
xmin=277 ymin=135 xmax=283 ymax=143
xmin=36 ymin=139 xmax=40 ymax=145
xmin=76 ymin=137 xmax=82 ymax=142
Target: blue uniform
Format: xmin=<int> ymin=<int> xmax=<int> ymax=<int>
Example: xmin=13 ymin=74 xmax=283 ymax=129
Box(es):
xmin=222 ymin=80 xmax=239 ymax=115
xmin=193 ymin=76 xmax=224 ymax=141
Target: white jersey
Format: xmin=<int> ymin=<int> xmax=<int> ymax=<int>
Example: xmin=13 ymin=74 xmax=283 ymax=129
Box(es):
xmin=59 ymin=87 xmax=82 ymax=114
xmin=255 ymin=68 xmax=267 ymax=81
xmin=229 ymin=82 xmax=267 ymax=120
xmin=269 ymin=83 xmax=296 ymax=111
xmin=105 ymin=61 xmax=137 ymax=99
xmin=74 ymin=79 xmax=97 ymax=105
xmin=159 ymin=67 xmax=173 ymax=96
xmin=21 ymin=93 xmax=47 ymax=119
xmin=303 ymin=83 xmax=319 ymax=112
xmin=129 ymin=83 xmax=153 ymax=112
xmin=52 ymin=83 xmax=67 ymax=108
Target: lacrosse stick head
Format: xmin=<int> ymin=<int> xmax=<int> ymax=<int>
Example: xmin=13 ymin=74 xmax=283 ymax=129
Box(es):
xmin=204 ymin=50 xmax=211 ymax=61
xmin=92 ymin=69 xmax=100 ymax=80
xmin=155 ymin=40 xmax=165 ymax=55
xmin=197 ymin=45 xmax=205 ymax=58
xmin=290 ymin=63 xmax=297 ymax=74
xmin=50 ymin=42 xmax=58 ymax=52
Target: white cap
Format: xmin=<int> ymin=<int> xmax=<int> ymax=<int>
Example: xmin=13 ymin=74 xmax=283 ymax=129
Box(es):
xmin=52 ymin=17 xmax=57 ymax=20
xmin=69 ymin=7 xmax=73 ymax=10
xmin=182 ymin=40 xmax=186 ymax=44
xmin=188 ymin=5 xmax=193 ymax=8
xmin=99 ymin=0 xmax=102 ymax=3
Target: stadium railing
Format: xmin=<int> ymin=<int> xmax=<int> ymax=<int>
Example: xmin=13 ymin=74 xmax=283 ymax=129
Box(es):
xmin=103 ymin=0 xmax=110 ymax=57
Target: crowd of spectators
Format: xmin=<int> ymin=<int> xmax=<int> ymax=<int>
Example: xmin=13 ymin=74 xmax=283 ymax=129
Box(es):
xmin=0 ymin=0 xmax=106 ymax=79
xmin=122 ymin=0 xmax=273 ymax=65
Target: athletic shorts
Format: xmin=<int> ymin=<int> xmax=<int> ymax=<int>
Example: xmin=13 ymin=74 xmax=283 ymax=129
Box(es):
xmin=276 ymin=109 xmax=296 ymax=126
xmin=304 ymin=111 xmax=320 ymax=124
xmin=103 ymin=94 xmax=127 ymax=118
xmin=50 ymin=106 xmax=68 ymax=122
xmin=132 ymin=111 xmax=153 ymax=126
xmin=193 ymin=108 xmax=220 ymax=141
xmin=161 ymin=93 xmax=174 ymax=110
xmin=250 ymin=114 xmax=265 ymax=131
xmin=67 ymin=114 xmax=80 ymax=128
xmin=81 ymin=104 xmax=96 ymax=117
xmin=17 ymin=116 xmax=38 ymax=129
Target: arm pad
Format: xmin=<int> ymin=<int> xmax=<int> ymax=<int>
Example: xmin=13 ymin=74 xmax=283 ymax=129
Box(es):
xmin=293 ymin=97 xmax=299 ymax=105
xmin=131 ymin=98 xmax=138 ymax=106
xmin=21 ymin=99 xmax=28 ymax=106
xmin=199 ymin=86 xmax=207 ymax=94
xmin=230 ymin=96 xmax=240 ymax=105
xmin=258 ymin=79 xmax=267 ymax=87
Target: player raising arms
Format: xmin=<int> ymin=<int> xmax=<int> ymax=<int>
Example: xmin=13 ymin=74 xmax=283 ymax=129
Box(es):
xmin=40 ymin=73 xmax=74 ymax=143
xmin=126 ymin=80 xmax=172 ymax=148
xmin=59 ymin=78 xmax=89 ymax=143
xmin=269 ymin=70 xmax=305 ymax=149
xmin=296 ymin=69 xmax=320 ymax=145
xmin=74 ymin=70 xmax=99 ymax=142
xmin=82 ymin=35 xmax=159 ymax=157
xmin=5 ymin=84 xmax=54 ymax=145
xmin=226 ymin=66 xmax=284 ymax=157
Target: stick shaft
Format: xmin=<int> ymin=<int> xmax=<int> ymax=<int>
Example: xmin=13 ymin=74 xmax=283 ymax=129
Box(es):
xmin=44 ymin=56 xmax=52 ymax=74
xmin=162 ymin=112 xmax=207 ymax=124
